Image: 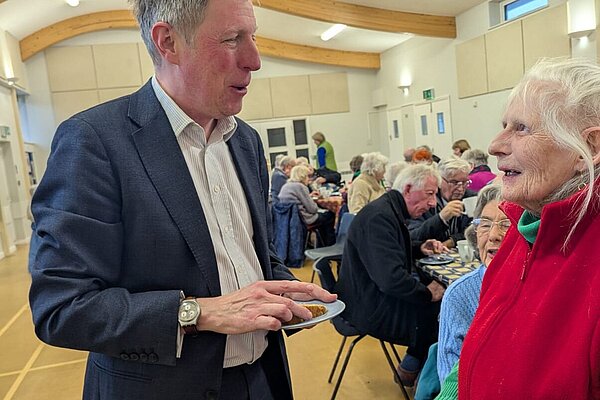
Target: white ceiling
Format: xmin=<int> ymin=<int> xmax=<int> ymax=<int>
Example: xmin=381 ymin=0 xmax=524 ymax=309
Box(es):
xmin=0 ymin=0 xmax=484 ymax=53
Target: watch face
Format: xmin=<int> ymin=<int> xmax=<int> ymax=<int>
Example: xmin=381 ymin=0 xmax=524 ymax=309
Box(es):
xmin=179 ymin=300 xmax=199 ymax=323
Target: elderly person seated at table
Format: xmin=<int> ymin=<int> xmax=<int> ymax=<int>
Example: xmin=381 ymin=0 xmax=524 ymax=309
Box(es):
xmin=270 ymin=155 xmax=295 ymax=204
xmin=450 ymin=58 xmax=600 ymax=400
xmin=347 ymin=152 xmax=387 ymax=213
xmin=336 ymin=164 xmax=447 ymax=387
xmin=384 ymin=161 xmax=408 ymax=190
xmin=349 ymin=154 xmax=364 ymax=182
xmin=436 ymin=185 xmax=508 ymax=384
xmin=461 ymin=149 xmax=496 ymax=192
xmin=279 ymin=165 xmax=336 ymax=246
xmin=407 ymin=158 xmax=476 ymax=248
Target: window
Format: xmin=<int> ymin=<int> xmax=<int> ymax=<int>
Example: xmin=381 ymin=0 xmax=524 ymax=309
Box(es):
xmin=267 ymin=128 xmax=286 ymax=147
xmin=437 ymin=112 xmax=445 ymax=134
xmin=293 ymin=120 xmax=308 ymax=145
xmin=500 ymin=0 xmax=547 ymax=22
xmin=420 ymin=115 xmax=428 ymax=136
xmin=296 ymin=148 xmax=309 ymax=159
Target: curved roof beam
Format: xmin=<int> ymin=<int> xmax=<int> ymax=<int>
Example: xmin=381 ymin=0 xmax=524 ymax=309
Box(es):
xmin=19 ymin=10 xmax=379 ymax=69
xmin=252 ymin=0 xmax=456 ymax=38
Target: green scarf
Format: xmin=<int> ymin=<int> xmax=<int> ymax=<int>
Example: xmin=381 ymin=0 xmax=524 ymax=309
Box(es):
xmin=517 ymin=210 xmax=541 ymax=244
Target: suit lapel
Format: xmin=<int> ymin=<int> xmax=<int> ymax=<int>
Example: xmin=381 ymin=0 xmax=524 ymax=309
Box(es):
xmin=128 ymin=82 xmax=221 ymax=296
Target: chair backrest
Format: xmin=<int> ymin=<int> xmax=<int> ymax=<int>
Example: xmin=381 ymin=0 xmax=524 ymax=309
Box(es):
xmin=335 ymin=212 xmax=356 ymax=245
xmin=314 ymin=258 xmax=337 ymax=292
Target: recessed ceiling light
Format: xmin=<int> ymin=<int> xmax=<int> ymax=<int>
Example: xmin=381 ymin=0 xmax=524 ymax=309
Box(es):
xmin=65 ymin=0 xmax=80 ymax=7
xmin=320 ymin=24 xmax=347 ymax=41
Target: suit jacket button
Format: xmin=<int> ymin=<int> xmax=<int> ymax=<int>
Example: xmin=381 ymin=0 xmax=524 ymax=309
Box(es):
xmin=119 ymin=352 xmax=130 ymax=360
xmin=148 ymin=353 xmax=159 ymax=363
xmin=129 ymin=353 xmax=139 ymax=361
xmin=139 ymin=353 xmax=148 ymax=362
xmin=206 ymin=390 xmax=218 ymax=400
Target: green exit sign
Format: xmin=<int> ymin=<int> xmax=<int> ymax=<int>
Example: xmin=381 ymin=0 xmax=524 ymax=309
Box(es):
xmin=423 ymin=88 xmax=435 ymax=101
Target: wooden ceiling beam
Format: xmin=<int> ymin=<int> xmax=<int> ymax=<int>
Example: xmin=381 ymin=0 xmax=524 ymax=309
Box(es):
xmin=256 ymin=37 xmax=379 ymax=69
xmin=20 ymin=10 xmax=137 ymax=61
xmin=19 ymin=10 xmax=380 ymax=70
xmin=252 ymin=0 xmax=456 ymax=38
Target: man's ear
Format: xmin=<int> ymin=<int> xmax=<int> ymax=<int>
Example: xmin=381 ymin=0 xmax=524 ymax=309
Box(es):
xmin=403 ymin=184 xmax=412 ymax=198
xmin=580 ymin=127 xmax=600 ymax=168
xmin=151 ymin=22 xmax=181 ymax=65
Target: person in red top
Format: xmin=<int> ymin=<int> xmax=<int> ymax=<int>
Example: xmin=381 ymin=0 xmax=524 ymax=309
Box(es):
xmin=458 ymin=58 xmax=600 ymax=399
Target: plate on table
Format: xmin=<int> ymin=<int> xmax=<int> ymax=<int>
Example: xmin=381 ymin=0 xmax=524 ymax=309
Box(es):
xmin=281 ymin=299 xmax=345 ymax=330
xmin=419 ymin=254 xmax=455 ymax=265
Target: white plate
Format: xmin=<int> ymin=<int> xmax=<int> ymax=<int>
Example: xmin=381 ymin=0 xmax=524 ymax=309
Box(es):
xmin=281 ymin=299 xmax=346 ymax=330
xmin=419 ymin=254 xmax=454 ymax=265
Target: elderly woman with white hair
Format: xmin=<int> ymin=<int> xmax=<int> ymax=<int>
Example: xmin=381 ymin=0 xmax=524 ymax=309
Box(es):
xmin=461 ymin=149 xmax=496 ymax=192
xmin=279 ymin=165 xmax=336 ymax=246
xmin=347 ymin=152 xmax=388 ymax=213
xmin=444 ymin=59 xmax=600 ymax=399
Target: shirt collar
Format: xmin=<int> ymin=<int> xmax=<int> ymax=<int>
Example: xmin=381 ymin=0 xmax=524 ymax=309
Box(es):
xmin=151 ymin=76 xmax=237 ymax=143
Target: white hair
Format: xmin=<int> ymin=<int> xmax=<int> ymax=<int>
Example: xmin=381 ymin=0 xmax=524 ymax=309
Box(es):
xmin=438 ymin=158 xmax=471 ymax=179
xmin=384 ymin=161 xmax=408 ymax=188
xmin=462 ymin=149 xmax=489 ymax=167
xmin=360 ymin=152 xmax=389 ymax=176
xmin=393 ymin=164 xmax=441 ymax=192
xmin=508 ymin=58 xmax=600 ymax=247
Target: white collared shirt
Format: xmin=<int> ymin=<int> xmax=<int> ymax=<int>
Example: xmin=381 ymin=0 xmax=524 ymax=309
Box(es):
xmin=151 ymin=77 xmax=267 ymax=367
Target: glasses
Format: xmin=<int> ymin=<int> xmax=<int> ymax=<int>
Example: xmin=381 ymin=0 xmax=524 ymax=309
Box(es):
xmin=443 ymin=177 xmax=472 ymax=187
xmin=472 ymin=218 xmax=512 ymax=234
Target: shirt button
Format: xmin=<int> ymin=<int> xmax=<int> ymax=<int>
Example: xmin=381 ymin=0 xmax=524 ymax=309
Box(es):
xmin=214 ymin=185 xmax=221 ymax=193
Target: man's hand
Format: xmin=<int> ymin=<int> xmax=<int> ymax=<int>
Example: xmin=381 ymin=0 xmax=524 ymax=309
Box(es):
xmin=439 ymin=200 xmax=464 ymax=222
xmin=427 ymin=281 xmax=445 ymax=302
xmin=196 ymin=281 xmax=336 ymax=334
xmin=420 ymin=239 xmax=449 ymax=255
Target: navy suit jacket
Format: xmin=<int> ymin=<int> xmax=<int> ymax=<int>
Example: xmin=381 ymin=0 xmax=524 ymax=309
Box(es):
xmin=29 ymin=81 xmax=296 ymax=399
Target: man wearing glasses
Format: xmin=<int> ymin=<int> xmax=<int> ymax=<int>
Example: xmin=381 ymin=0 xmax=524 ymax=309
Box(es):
xmin=408 ymin=158 xmax=477 ymax=248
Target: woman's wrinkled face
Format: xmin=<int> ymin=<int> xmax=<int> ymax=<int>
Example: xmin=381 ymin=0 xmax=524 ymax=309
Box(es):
xmin=488 ymin=95 xmax=579 ymax=213
xmin=476 ymin=200 xmax=509 ymax=267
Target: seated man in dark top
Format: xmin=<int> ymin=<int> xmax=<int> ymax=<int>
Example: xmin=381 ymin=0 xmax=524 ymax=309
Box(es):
xmin=270 ymin=155 xmax=295 ymax=205
xmin=336 ymin=164 xmax=447 ymax=387
xmin=407 ymin=158 xmax=476 ymax=249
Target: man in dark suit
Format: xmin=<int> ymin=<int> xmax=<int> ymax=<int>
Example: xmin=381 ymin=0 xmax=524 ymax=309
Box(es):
xmin=336 ymin=164 xmax=446 ymax=387
xmin=408 ymin=158 xmax=477 ymax=248
xmin=28 ymin=1 xmax=334 ymax=399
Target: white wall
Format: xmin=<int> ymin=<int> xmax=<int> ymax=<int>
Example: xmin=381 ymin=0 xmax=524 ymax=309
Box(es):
xmin=0 ymin=85 xmax=30 ymax=246
xmin=212 ymin=56 xmax=380 ymax=172
xmin=373 ymin=0 xmax=584 ymax=171
xmin=22 ymin=51 xmax=54 ymax=177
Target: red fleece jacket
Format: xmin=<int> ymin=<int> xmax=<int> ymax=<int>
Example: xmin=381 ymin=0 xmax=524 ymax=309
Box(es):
xmin=459 ymin=189 xmax=600 ymax=399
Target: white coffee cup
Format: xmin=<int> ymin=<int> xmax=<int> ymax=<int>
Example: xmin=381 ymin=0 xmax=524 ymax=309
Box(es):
xmin=462 ymin=196 xmax=477 ymax=217
xmin=456 ymin=239 xmax=473 ymax=263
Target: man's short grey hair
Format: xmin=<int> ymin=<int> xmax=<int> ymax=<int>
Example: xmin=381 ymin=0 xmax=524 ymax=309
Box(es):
xmin=129 ymin=0 xmax=209 ymax=66
xmin=508 ymin=57 xmax=600 ymax=247
xmin=438 ymin=158 xmax=471 ymax=179
xmin=360 ymin=152 xmax=388 ymax=176
xmin=462 ymin=149 xmax=489 ymax=167
xmin=274 ymin=154 xmax=285 ymax=169
xmin=279 ymin=155 xmax=295 ymax=169
xmin=393 ymin=164 xmax=441 ymax=192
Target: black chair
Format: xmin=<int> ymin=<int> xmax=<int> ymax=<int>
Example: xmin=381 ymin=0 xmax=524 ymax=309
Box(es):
xmin=305 ymin=212 xmax=355 ymax=283
xmin=313 ymin=259 xmax=411 ymax=400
